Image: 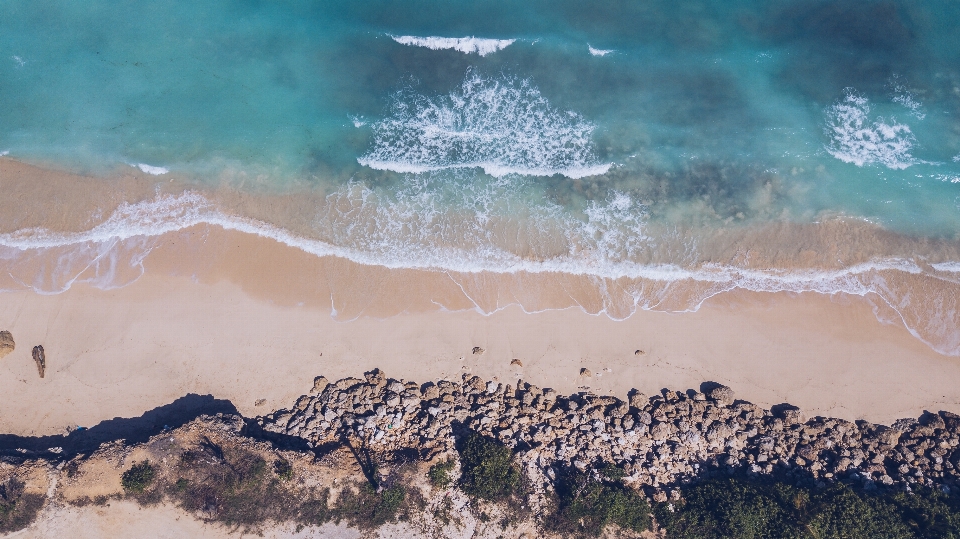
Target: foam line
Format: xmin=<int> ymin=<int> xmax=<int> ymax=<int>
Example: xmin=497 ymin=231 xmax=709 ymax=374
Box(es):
xmin=390 ymin=35 xmax=515 ymax=56
xmin=2 ymin=191 xmax=958 ymax=355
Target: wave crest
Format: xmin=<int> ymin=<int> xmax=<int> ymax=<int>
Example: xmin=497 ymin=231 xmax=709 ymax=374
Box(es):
xmin=357 ymin=73 xmax=611 ymax=179
xmin=390 ymin=35 xmax=515 ymax=56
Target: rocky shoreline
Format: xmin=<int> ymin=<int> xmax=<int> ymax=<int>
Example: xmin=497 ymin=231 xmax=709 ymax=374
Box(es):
xmin=263 ymin=369 xmax=960 ymax=498
xmin=3 ymin=370 xmax=960 ymax=537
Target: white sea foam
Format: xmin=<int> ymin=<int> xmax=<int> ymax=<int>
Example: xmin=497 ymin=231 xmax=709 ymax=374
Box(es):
xmin=0 ymin=151 xmax=9 ymax=156
xmin=358 ymin=72 xmax=611 ymax=179
xmin=135 ymin=163 xmax=169 ymax=175
xmin=1 ymin=187 xmax=958 ymax=355
xmin=824 ymin=89 xmax=916 ymax=170
xmin=953 ymin=154 xmax=960 ymax=163
xmin=390 ymin=35 xmax=515 ymax=56
xmin=11 ymin=55 xmax=25 ymax=67
xmin=351 ymin=116 xmax=367 ymax=128
xmin=588 ymin=45 xmax=614 ymax=57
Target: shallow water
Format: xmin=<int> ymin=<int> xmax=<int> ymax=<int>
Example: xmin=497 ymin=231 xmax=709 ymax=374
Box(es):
xmin=1 ymin=0 xmax=960 ymax=352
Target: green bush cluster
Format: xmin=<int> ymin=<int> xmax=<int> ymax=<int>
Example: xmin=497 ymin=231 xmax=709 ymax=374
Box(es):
xmin=656 ymin=476 xmax=960 ymax=539
xmin=549 ymin=464 xmax=651 ymax=537
xmin=456 ymin=431 xmax=521 ymax=501
xmin=0 ymin=478 xmax=45 ymax=534
xmin=121 ymin=461 xmax=157 ymax=493
xmin=427 ymin=458 xmax=456 ymax=489
xmin=166 ymin=443 xmax=416 ymax=532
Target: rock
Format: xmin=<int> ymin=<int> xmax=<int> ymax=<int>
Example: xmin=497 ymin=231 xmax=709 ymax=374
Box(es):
xmin=628 ymin=391 xmax=647 ymax=409
xmin=364 ymin=369 xmax=386 ymax=388
xmin=634 ymin=349 xmax=645 ymax=356
xmin=421 ymin=384 xmax=440 ymax=401
xmin=781 ymin=408 xmax=805 ymax=426
xmin=32 ymin=345 xmax=45 ymax=378
xmin=579 ymin=368 xmax=592 ymax=378
xmin=0 ymin=330 xmax=14 ymax=359
xmin=472 ymin=347 xmax=484 ymax=355
xmin=706 ymin=385 xmax=735 ymax=406
xmin=310 ymin=376 xmax=329 ymax=394
xmin=384 ymin=392 xmax=401 ymax=407
xmin=511 ymin=358 xmax=523 ymax=367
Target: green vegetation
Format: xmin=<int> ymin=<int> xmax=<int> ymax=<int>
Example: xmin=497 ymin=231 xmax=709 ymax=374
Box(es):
xmin=456 ymin=431 xmax=521 ymax=501
xmin=427 ymin=458 xmax=456 ymax=488
xmin=0 ymin=478 xmax=45 ymax=534
xmin=121 ymin=461 xmax=156 ymax=493
xmin=549 ymin=464 xmax=651 ymax=537
xmin=334 ymin=482 xmax=408 ymax=530
xmin=273 ymin=457 xmax=293 ymax=481
xmin=656 ymin=476 xmax=960 ymax=539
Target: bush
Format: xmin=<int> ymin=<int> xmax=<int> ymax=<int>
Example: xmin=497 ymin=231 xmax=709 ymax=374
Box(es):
xmin=334 ymin=482 xmax=407 ymax=530
xmin=655 ymin=477 xmax=960 ymax=539
xmin=0 ymin=478 xmax=44 ymax=533
xmin=456 ymin=432 xmax=520 ymax=501
xmin=121 ymin=461 xmax=157 ymax=493
xmin=550 ymin=465 xmax=651 ymax=537
xmin=274 ymin=458 xmax=293 ymax=481
xmin=428 ymin=459 xmax=456 ymax=489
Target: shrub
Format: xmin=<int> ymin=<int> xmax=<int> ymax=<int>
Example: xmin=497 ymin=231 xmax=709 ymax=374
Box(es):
xmin=274 ymin=458 xmax=293 ymax=481
xmin=334 ymin=482 xmax=407 ymax=530
xmin=428 ymin=459 xmax=456 ymax=489
xmin=654 ymin=477 xmax=960 ymax=539
xmin=0 ymin=478 xmax=44 ymax=534
xmin=121 ymin=461 xmax=157 ymax=493
xmin=456 ymin=432 xmax=520 ymax=501
xmin=550 ymin=465 xmax=651 ymax=537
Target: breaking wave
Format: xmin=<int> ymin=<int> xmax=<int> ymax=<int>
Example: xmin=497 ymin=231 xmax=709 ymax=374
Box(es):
xmin=357 ymin=72 xmax=612 ymax=179
xmin=1 ymin=187 xmax=959 ymax=356
xmin=390 ymin=35 xmax=515 ymax=56
xmin=824 ymin=89 xmax=916 ymax=170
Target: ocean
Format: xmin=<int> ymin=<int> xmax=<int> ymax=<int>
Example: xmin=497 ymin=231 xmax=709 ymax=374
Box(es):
xmin=1 ymin=0 xmax=959 ymax=353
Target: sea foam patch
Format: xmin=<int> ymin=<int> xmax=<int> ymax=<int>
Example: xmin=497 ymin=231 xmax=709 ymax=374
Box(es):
xmin=390 ymin=35 xmax=515 ymax=56
xmin=824 ymin=90 xmax=916 ymax=170
xmin=588 ymin=45 xmax=614 ymax=57
xmin=135 ymin=163 xmax=169 ymax=175
xmin=358 ymin=73 xmax=611 ymax=179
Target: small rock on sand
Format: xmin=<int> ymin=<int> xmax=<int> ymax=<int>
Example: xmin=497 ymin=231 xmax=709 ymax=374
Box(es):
xmin=0 ymin=331 xmax=14 ymax=359
xmin=254 ymin=399 xmax=267 ymax=407
xmin=579 ymin=368 xmax=592 ymax=378
xmin=32 ymin=345 xmax=46 ymax=378
xmin=472 ymin=347 xmax=484 ymax=355
xmin=510 ymin=358 xmax=523 ymax=367
xmin=634 ymin=349 xmax=645 ymax=356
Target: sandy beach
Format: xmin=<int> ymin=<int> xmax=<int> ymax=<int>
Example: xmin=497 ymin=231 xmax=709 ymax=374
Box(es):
xmin=2 ymin=224 xmax=959 ymax=438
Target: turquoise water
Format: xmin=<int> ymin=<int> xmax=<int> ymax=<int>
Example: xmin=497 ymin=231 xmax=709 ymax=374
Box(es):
xmin=2 ymin=1 xmax=960 ymax=350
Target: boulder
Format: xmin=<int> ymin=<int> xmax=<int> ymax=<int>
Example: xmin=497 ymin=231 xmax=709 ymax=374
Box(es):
xmin=706 ymin=385 xmax=735 ymax=406
xmin=310 ymin=376 xmax=329 ymax=395
xmin=32 ymin=345 xmax=45 ymax=378
xmin=0 ymin=331 xmax=13 ymax=359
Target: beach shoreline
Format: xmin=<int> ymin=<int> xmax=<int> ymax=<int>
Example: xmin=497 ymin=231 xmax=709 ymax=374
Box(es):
xmin=1 ymin=263 xmax=957 ymax=437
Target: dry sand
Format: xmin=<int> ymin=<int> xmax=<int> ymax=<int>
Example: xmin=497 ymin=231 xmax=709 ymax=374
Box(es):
xmin=1 ymin=253 xmax=958 ymax=436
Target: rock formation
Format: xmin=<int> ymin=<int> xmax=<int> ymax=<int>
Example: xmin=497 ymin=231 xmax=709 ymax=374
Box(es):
xmin=261 ymin=370 xmax=960 ymax=497
xmin=0 ymin=331 xmax=13 ymax=359
xmin=31 ymin=345 xmax=45 ymax=378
